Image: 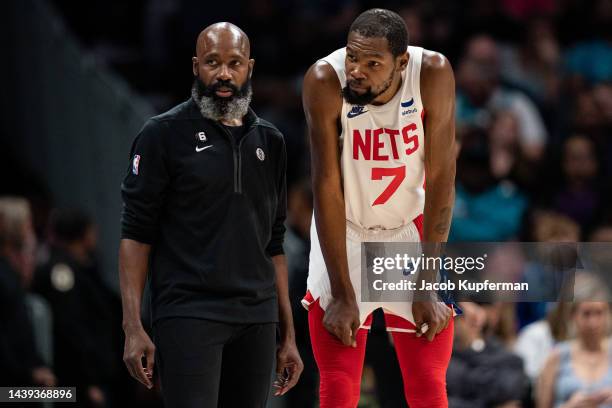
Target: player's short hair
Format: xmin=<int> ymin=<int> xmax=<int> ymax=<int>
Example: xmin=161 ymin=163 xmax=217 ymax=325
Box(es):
xmin=349 ymin=9 xmax=409 ymax=57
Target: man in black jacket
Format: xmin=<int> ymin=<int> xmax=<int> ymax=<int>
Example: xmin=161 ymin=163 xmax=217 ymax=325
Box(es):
xmin=119 ymin=22 xmax=302 ymax=407
xmin=33 ymin=209 xmax=122 ymax=406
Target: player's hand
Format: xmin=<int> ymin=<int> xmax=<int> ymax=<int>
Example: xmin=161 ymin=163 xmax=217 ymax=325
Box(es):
xmin=273 ymin=340 xmax=304 ymax=396
xmin=123 ymin=326 xmax=155 ymax=389
xmin=323 ymin=296 xmax=360 ymax=347
xmin=412 ymin=301 xmax=452 ymax=342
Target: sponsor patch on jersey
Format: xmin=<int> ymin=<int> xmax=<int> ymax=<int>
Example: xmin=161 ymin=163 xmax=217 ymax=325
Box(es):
xmin=401 ymin=98 xmax=418 ymax=116
xmin=132 ymin=154 xmax=140 ymax=175
xmin=400 ymin=98 xmax=414 ymax=108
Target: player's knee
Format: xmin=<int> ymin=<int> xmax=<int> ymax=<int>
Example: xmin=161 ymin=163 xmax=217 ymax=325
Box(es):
xmin=319 ymin=371 xmax=360 ymax=408
xmin=405 ymin=375 xmax=447 ymax=408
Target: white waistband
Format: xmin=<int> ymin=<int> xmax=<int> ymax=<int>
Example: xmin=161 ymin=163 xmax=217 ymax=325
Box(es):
xmin=346 ymin=219 xmax=420 ymax=242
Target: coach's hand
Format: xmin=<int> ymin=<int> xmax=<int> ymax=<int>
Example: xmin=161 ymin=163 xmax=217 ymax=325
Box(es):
xmin=123 ymin=326 xmax=155 ymax=389
xmin=273 ymin=340 xmax=304 ymax=396
xmin=412 ymin=301 xmax=452 ymax=342
xmin=323 ymin=296 xmax=361 ymax=347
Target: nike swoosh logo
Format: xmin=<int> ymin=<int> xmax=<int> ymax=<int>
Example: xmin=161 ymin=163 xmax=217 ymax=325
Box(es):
xmin=347 ymin=110 xmax=368 ymax=118
xmin=195 ymin=145 xmax=213 ymax=152
xmin=401 ymin=98 xmax=414 ymax=108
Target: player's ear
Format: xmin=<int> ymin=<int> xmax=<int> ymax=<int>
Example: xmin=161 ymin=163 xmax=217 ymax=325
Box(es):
xmin=192 ymin=56 xmax=199 ymax=76
xmin=248 ymin=59 xmax=255 ymax=78
xmin=397 ymin=52 xmax=409 ymax=71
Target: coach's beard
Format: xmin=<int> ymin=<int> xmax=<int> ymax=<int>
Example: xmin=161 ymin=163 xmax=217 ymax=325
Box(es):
xmin=191 ymin=76 xmax=252 ymax=122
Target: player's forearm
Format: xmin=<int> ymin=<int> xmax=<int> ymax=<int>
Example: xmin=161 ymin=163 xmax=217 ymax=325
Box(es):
xmin=419 ymin=170 xmax=455 ymax=288
xmin=422 ymin=173 xmax=455 ymax=244
xmin=313 ymin=181 xmax=354 ymax=300
xmin=272 ymin=255 xmax=295 ymax=344
xmin=118 ymin=239 xmax=151 ymax=332
xmin=420 ymin=51 xmax=456 ymax=246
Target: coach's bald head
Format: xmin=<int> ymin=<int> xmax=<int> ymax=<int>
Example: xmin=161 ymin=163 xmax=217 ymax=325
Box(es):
xmin=195 ymin=22 xmax=251 ymax=59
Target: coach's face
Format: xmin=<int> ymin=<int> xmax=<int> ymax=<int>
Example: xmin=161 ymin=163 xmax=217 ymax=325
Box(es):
xmin=344 ymin=32 xmax=407 ymax=105
xmin=192 ymin=27 xmax=254 ymax=98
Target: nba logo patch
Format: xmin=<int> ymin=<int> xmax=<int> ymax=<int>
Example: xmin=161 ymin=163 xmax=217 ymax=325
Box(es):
xmin=132 ymin=154 xmax=140 ymax=175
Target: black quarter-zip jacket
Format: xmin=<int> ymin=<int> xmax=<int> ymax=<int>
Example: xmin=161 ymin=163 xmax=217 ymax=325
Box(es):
xmin=121 ymin=97 xmax=286 ymax=324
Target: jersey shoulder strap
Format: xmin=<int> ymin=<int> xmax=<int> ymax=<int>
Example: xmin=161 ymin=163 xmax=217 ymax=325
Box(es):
xmin=405 ymin=46 xmax=424 ymax=108
xmin=319 ymin=48 xmax=347 ymax=87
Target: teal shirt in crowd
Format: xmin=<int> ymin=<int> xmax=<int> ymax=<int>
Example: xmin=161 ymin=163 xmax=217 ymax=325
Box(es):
xmin=564 ymin=40 xmax=612 ymax=85
xmin=449 ymin=182 xmax=528 ymax=242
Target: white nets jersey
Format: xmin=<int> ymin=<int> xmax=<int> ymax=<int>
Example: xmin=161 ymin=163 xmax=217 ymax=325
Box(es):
xmin=333 ymin=45 xmax=425 ymax=230
xmin=305 ymin=46 xmax=429 ymax=327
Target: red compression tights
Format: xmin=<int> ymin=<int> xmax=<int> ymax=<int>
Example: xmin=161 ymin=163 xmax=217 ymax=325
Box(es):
xmin=308 ymin=300 xmax=454 ymax=408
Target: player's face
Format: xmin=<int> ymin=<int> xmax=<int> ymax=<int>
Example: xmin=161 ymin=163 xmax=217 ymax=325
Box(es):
xmin=343 ymin=32 xmax=404 ymax=105
xmin=192 ymin=34 xmax=254 ymax=99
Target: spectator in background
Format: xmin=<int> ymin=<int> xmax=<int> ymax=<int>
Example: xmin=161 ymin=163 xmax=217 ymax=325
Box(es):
xmin=568 ymin=83 xmax=612 ymax=180
xmin=499 ymin=0 xmax=556 ymax=21
xmin=450 ymin=127 xmax=528 ymax=241
xmin=515 ymin=301 xmax=573 ymax=386
xmin=551 ymin=134 xmax=603 ymax=232
xmin=590 ymin=224 xmax=612 ymax=243
xmin=499 ymin=17 xmax=561 ymax=110
xmin=489 ymin=111 xmax=522 ymax=180
xmin=488 ymin=110 xmax=543 ymax=192
xmin=537 ymin=274 xmax=612 ymax=408
xmin=592 ymin=83 xmax=612 ymax=179
xmin=0 ymin=197 xmax=56 ymax=388
xmin=447 ymin=301 xmax=530 ymax=408
xmin=456 ymin=35 xmax=548 ymax=160
xmin=518 ymin=210 xmax=581 ymax=328
xmin=482 ymin=302 xmax=520 ymax=349
xmin=33 ymin=208 xmax=121 ymax=407
xmin=563 ymin=0 xmax=612 ymax=90
xmin=586 ymin=223 xmax=612 ymax=299
xmin=592 ymin=83 xmax=612 ymax=129
xmin=571 ymin=90 xmax=606 ymax=137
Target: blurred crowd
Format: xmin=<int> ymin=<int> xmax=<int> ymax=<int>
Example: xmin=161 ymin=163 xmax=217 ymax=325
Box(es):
xmin=2 ymin=0 xmax=612 ymax=407
xmin=0 ymin=200 xmax=160 ymax=407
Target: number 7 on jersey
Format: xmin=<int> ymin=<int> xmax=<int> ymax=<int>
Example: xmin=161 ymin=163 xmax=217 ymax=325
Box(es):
xmin=371 ymin=166 xmax=406 ymax=206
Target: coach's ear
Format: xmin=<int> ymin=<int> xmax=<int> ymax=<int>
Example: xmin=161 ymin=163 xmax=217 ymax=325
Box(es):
xmin=192 ymin=56 xmax=199 ymax=76
xmin=248 ymin=58 xmax=255 ymax=78
xmin=397 ymin=52 xmax=408 ymax=72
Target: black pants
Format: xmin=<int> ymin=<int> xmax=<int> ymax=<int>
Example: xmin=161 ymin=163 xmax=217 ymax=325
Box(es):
xmin=154 ymin=318 xmax=276 ymax=408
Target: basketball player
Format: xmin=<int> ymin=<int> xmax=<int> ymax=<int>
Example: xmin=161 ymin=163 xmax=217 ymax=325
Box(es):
xmin=302 ymin=9 xmax=456 ymax=407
